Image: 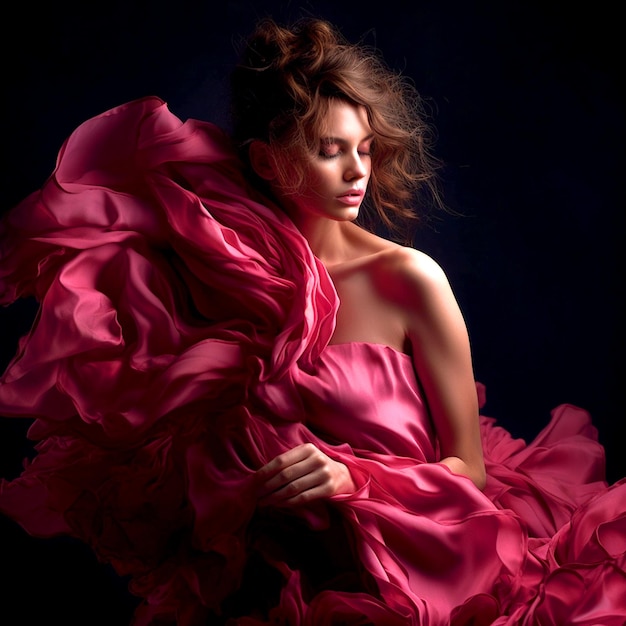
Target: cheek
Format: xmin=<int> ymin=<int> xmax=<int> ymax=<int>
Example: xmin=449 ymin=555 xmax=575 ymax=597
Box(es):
xmin=297 ymin=168 xmax=329 ymax=198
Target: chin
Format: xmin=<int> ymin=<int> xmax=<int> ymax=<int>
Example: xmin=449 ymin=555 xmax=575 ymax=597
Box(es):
xmin=331 ymin=206 xmax=360 ymax=222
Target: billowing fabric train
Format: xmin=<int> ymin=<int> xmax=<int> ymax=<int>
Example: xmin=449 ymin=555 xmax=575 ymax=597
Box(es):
xmin=1 ymin=97 xmax=624 ymax=625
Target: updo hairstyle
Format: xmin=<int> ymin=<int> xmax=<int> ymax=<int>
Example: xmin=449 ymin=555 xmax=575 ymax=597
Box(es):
xmin=230 ymin=17 xmax=442 ymax=234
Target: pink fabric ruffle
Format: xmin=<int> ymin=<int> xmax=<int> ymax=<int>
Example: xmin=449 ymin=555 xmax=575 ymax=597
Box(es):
xmin=1 ymin=97 xmax=624 ymax=625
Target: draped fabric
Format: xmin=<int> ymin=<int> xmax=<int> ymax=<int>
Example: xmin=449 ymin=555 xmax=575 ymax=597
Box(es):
xmin=1 ymin=97 xmax=624 ymax=625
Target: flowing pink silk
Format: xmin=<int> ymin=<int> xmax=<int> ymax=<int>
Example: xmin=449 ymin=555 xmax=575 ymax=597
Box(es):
xmin=1 ymin=97 xmax=624 ymax=625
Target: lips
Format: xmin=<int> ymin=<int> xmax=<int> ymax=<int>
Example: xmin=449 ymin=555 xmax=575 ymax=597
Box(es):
xmin=336 ymin=189 xmax=365 ymax=205
xmin=338 ymin=189 xmax=364 ymax=198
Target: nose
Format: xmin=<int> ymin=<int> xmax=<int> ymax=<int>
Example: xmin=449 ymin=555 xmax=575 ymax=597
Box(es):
xmin=344 ymin=151 xmax=368 ymax=181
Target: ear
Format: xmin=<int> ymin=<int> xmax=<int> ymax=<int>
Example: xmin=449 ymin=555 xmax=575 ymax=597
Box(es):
xmin=248 ymin=140 xmax=277 ymax=181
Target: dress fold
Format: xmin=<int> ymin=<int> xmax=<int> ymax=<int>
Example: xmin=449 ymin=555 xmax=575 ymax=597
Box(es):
xmin=1 ymin=97 xmax=624 ymax=625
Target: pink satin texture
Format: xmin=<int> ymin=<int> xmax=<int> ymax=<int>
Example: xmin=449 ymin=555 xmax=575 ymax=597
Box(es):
xmin=1 ymin=97 xmax=624 ymax=625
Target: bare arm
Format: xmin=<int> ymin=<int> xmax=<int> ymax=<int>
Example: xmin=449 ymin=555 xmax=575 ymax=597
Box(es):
xmin=254 ymin=245 xmax=485 ymax=508
xmin=391 ymin=248 xmax=486 ymax=489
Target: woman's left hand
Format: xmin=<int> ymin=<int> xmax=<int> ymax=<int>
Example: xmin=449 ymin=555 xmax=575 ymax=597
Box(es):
xmin=255 ymin=443 xmax=356 ymax=508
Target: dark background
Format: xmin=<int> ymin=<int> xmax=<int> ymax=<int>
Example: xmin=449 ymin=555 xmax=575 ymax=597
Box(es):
xmin=1 ymin=1 xmax=623 ymax=623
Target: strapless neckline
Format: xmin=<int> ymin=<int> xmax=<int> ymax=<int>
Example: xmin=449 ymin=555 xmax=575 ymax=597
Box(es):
xmin=323 ymin=340 xmax=412 ymax=362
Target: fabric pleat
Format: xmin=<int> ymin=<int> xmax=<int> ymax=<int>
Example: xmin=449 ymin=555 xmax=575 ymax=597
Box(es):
xmin=1 ymin=97 xmax=624 ymax=625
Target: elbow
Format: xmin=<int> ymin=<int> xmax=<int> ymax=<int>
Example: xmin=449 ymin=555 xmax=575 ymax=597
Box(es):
xmin=438 ymin=455 xmax=486 ymax=490
xmin=473 ymin=464 xmax=487 ymax=491
xmin=468 ymin=456 xmax=487 ymax=491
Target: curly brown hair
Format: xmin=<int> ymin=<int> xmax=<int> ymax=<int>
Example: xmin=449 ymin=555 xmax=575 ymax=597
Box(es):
xmin=230 ymin=17 xmax=443 ymax=238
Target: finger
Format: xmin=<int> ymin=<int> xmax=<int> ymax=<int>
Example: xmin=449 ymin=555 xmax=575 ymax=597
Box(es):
xmin=257 ymin=455 xmax=317 ymax=498
xmin=256 ymin=444 xmax=311 ymax=477
xmin=258 ymin=468 xmax=330 ymax=506
xmin=255 ymin=443 xmax=320 ymax=487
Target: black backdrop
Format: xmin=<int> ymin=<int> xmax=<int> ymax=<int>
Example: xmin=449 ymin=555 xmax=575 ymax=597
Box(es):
xmin=1 ymin=1 xmax=623 ymax=623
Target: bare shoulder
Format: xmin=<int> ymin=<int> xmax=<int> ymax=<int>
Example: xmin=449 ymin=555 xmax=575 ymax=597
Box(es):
xmin=335 ymin=223 xmax=454 ymax=306
xmin=370 ymin=245 xmax=451 ymax=304
xmin=345 ymin=224 xmax=446 ymax=280
xmin=328 ymin=227 xmax=457 ymax=350
xmin=375 ymin=245 xmax=446 ymax=277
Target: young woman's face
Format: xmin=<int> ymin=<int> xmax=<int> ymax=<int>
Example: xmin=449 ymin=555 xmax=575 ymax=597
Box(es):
xmin=273 ymin=100 xmax=373 ymax=225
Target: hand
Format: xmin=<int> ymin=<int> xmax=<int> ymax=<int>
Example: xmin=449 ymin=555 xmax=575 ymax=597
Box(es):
xmin=255 ymin=443 xmax=355 ymax=508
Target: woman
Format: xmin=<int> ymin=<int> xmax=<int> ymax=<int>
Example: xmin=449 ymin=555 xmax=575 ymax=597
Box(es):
xmin=0 ymin=16 xmax=624 ymax=625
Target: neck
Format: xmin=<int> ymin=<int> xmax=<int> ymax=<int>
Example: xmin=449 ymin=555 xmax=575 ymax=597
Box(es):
xmin=293 ymin=216 xmax=355 ymax=267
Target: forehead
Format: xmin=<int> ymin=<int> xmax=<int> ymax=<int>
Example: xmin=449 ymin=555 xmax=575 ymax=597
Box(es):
xmin=318 ymin=100 xmax=371 ymax=138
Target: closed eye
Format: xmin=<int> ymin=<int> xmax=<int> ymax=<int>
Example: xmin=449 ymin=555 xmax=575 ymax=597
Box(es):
xmin=318 ymin=135 xmax=374 ymax=159
xmin=318 ymin=149 xmax=372 ymax=159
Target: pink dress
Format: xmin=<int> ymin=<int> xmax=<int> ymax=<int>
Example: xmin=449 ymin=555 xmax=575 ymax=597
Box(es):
xmin=0 ymin=97 xmax=624 ymax=625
